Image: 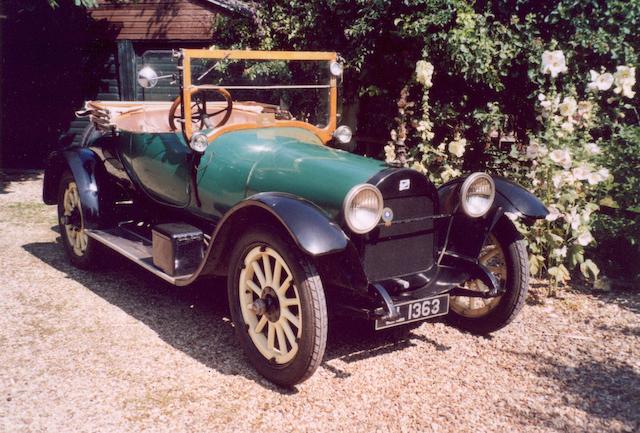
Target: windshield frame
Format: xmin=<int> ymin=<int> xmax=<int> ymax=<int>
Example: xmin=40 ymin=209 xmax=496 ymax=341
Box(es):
xmin=181 ymin=49 xmax=338 ymax=143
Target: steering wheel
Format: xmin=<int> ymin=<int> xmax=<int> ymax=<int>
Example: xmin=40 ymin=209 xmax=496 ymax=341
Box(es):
xmin=168 ymin=87 xmax=233 ymax=133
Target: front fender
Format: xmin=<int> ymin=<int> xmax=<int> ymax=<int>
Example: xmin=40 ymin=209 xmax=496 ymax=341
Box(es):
xmin=437 ymin=174 xmax=547 ymax=259
xmin=193 ymin=192 xmax=351 ymax=281
xmin=241 ymin=192 xmax=349 ymax=256
xmin=43 ymin=147 xmax=106 ymax=229
xmin=438 ymin=175 xmax=548 ymax=222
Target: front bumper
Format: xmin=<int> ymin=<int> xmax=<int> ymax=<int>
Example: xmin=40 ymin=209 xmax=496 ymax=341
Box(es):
xmin=335 ymin=254 xmax=503 ymax=322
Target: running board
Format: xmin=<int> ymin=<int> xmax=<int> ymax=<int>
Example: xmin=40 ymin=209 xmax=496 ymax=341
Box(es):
xmin=85 ymin=227 xmax=193 ymax=285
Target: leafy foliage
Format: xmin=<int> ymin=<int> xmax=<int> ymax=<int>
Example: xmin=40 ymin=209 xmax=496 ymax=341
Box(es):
xmin=63 ymin=0 xmax=640 ymax=283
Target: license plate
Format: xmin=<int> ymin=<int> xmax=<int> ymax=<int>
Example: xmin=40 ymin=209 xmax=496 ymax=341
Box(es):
xmin=374 ymin=294 xmax=449 ymax=330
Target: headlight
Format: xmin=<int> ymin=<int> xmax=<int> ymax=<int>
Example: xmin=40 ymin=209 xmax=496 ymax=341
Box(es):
xmin=460 ymin=173 xmax=495 ymax=218
xmin=343 ymin=184 xmax=383 ymax=234
xmin=189 ymin=132 xmax=209 ymax=153
xmin=333 ymin=125 xmax=352 ymax=144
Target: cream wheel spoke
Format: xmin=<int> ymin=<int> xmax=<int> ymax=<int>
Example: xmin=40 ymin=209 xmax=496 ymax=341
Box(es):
xmin=272 ymin=260 xmax=282 ymax=289
xmin=282 ymin=296 xmax=300 ymax=308
xmin=72 ymin=186 xmax=81 ymax=208
xmin=255 ymin=315 xmax=268 ymax=334
xmin=80 ymin=232 xmax=88 ymax=251
xmin=480 ymin=246 xmax=500 ymax=265
xmin=64 ymin=192 xmax=73 ymax=214
xmin=262 ymin=254 xmax=272 ymax=286
xmin=275 ymin=322 xmax=286 ymax=354
xmin=267 ymin=322 xmax=276 ymax=353
xmin=282 ymin=308 xmax=300 ymax=329
xmin=487 ymin=265 xmax=506 ymax=277
xmin=247 ymin=280 xmax=262 ymax=297
xmin=280 ymin=318 xmax=297 ymax=347
xmin=251 ymin=261 xmax=266 ymax=288
xmin=277 ymin=276 xmax=292 ymax=296
xmin=73 ymin=231 xmax=83 ymax=255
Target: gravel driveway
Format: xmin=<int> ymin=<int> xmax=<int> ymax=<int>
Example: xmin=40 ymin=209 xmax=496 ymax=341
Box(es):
xmin=1 ymin=172 xmax=638 ymax=433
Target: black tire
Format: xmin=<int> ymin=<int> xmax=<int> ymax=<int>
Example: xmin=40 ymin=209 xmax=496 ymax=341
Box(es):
xmin=447 ymin=219 xmax=529 ymax=334
xmin=57 ymin=171 xmax=101 ymax=269
xmin=227 ymin=227 xmax=328 ymax=387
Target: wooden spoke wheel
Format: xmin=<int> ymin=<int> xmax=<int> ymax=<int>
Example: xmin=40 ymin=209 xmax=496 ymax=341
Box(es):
xmin=57 ymin=172 xmax=100 ymax=269
xmin=228 ymin=227 xmax=327 ymax=387
xmin=447 ymin=220 xmax=529 ymax=334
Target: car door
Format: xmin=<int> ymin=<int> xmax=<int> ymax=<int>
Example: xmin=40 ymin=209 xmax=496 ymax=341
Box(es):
xmin=119 ymin=131 xmax=192 ymax=207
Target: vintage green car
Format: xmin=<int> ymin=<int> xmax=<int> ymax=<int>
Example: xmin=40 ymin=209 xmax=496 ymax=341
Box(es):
xmin=43 ymin=49 xmax=548 ymax=386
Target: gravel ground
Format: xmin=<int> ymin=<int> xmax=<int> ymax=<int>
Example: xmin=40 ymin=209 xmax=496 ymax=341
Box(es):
xmin=1 ymin=172 xmax=639 ymax=433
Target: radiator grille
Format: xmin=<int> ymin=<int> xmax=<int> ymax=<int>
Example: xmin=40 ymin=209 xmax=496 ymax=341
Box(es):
xmin=362 ymin=195 xmax=435 ymax=281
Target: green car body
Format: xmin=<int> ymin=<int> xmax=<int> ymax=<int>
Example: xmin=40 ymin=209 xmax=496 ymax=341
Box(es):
xmin=121 ymin=127 xmax=385 ymax=220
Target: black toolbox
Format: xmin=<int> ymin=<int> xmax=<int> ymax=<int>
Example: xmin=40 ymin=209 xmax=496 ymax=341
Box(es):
xmin=152 ymin=223 xmax=204 ymax=276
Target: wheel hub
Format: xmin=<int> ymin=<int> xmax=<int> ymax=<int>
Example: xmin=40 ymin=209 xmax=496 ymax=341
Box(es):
xmin=259 ymin=286 xmax=281 ymax=322
xmin=66 ymin=208 xmax=82 ymax=229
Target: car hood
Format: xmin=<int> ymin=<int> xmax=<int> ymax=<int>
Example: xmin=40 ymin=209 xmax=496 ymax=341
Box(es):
xmin=199 ymin=127 xmax=387 ymax=218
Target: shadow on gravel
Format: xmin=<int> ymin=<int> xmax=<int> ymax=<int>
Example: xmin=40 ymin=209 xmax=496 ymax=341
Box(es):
xmin=505 ymin=351 xmax=640 ymax=432
xmin=0 ymin=170 xmax=42 ymax=195
xmin=590 ymin=290 xmax=640 ymax=316
xmin=23 ymin=237 xmax=438 ymax=390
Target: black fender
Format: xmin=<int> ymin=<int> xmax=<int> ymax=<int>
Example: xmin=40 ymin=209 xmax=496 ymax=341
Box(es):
xmin=437 ymin=174 xmax=548 ymax=259
xmin=246 ymin=192 xmax=349 ymax=255
xmin=42 ymin=147 xmax=107 ymax=229
xmin=438 ymin=175 xmax=548 ymax=221
xmin=194 ymin=192 xmax=350 ymax=280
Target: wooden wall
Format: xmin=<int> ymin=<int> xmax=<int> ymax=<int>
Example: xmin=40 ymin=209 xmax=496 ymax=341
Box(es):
xmin=90 ymin=0 xmax=221 ymax=40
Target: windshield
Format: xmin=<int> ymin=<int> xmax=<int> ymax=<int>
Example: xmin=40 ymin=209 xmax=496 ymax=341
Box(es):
xmin=188 ymin=57 xmax=332 ymax=127
xmin=135 ymin=49 xmax=339 ymax=142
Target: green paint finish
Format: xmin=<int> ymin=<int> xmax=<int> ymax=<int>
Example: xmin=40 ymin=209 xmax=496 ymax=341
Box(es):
xmin=119 ymin=131 xmax=191 ymax=206
xmin=197 ymin=127 xmax=386 ymax=218
xmin=118 ymin=126 xmax=386 ymax=221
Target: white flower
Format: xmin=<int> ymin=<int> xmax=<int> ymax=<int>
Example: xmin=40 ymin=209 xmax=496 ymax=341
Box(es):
xmin=585 ymin=142 xmax=601 ymax=154
xmin=549 ymin=149 xmax=572 ymax=169
xmin=546 ymin=206 xmax=561 ymax=222
xmin=577 ymin=231 xmax=594 ymax=246
xmin=613 ymin=65 xmax=636 ymax=98
xmin=572 ymin=164 xmax=590 ymax=181
xmin=552 ymin=246 xmax=567 ymax=258
xmin=586 ymin=167 xmax=610 ymax=185
xmin=440 ymin=166 xmax=461 ymax=182
xmin=558 ymin=97 xmax=577 ymax=117
xmin=384 ymin=144 xmax=396 ymax=163
xmin=597 ymin=167 xmax=610 ymax=179
xmin=526 ymin=141 xmax=547 ymax=159
xmin=567 ymin=209 xmax=581 ymax=231
xmin=560 ymin=121 xmax=575 ymax=133
xmin=411 ymin=161 xmax=427 ymax=174
xmin=588 ymin=70 xmax=614 ymax=91
xmin=448 ymin=137 xmax=467 ymax=158
xmin=552 ymin=173 xmax=563 ymax=189
xmin=541 ymin=50 xmax=568 ymax=78
xmin=415 ymin=60 xmax=434 ymax=88
xmin=538 ymin=93 xmax=546 ymax=101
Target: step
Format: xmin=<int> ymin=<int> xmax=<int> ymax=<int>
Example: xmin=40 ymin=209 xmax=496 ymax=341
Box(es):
xmin=85 ymin=227 xmax=193 ymax=285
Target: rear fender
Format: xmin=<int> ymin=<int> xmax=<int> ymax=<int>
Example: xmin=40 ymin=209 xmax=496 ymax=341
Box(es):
xmin=43 ymin=147 xmax=108 ymax=229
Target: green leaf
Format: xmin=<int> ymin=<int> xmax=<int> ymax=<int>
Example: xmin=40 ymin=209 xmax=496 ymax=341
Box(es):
xmin=580 ymin=259 xmax=600 ymax=280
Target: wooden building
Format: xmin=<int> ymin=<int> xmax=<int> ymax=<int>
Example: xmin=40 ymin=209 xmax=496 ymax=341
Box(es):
xmin=0 ymin=0 xmax=253 ymax=167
